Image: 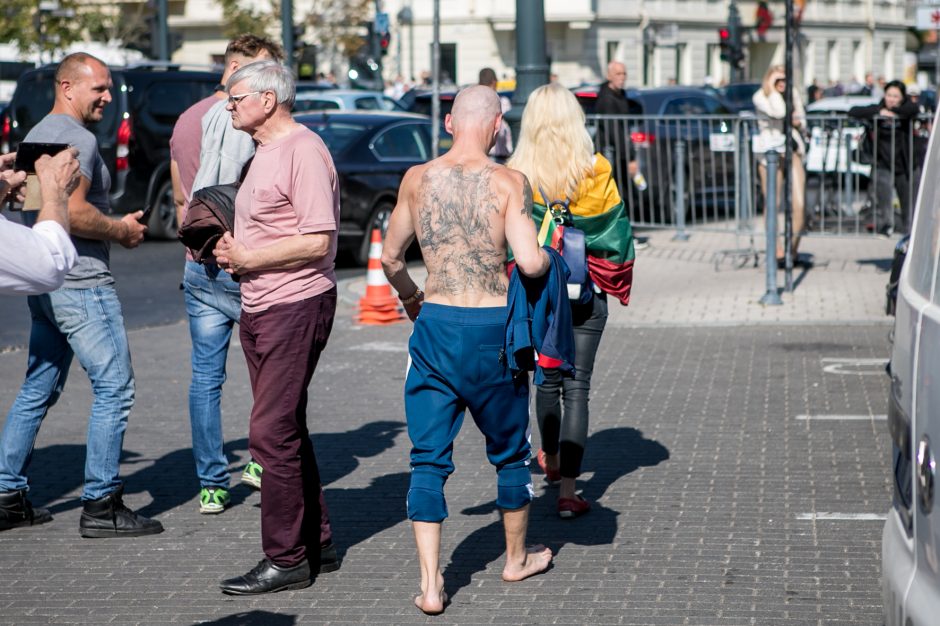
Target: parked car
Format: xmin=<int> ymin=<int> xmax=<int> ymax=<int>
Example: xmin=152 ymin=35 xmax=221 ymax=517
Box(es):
xmin=293 ymin=111 xmax=452 ymax=264
xmin=882 ymin=105 xmax=940 ymax=626
xmin=401 ymin=89 xmax=512 ymax=117
xmin=583 ymin=86 xmax=737 ymax=223
xmin=293 ymin=89 xmax=406 ymax=114
xmin=2 ymin=63 xmax=220 ymax=238
xmin=715 ymin=81 xmax=762 ymax=113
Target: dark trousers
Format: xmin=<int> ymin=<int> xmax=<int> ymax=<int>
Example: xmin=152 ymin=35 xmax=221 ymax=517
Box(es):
xmin=873 ymin=167 xmax=911 ymax=233
xmin=239 ymin=288 xmax=336 ymax=568
xmin=535 ymin=293 xmax=608 ymax=478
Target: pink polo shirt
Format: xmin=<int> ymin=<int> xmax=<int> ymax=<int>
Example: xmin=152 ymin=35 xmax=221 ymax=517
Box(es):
xmin=234 ymin=125 xmax=339 ymax=313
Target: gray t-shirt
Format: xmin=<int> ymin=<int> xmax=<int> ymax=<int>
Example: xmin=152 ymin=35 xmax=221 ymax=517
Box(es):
xmin=24 ymin=114 xmax=112 ymax=288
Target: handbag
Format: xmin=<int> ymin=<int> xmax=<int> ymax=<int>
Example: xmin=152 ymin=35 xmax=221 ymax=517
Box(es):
xmin=538 ymin=188 xmax=593 ymax=305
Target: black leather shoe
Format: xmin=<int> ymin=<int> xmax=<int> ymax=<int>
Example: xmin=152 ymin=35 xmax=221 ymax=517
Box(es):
xmin=79 ymin=485 xmax=163 ymax=538
xmin=0 ymin=489 xmax=52 ymax=531
xmin=318 ymin=541 xmax=341 ymax=574
xmin=220 ymin=559 xmax=312 ymax=595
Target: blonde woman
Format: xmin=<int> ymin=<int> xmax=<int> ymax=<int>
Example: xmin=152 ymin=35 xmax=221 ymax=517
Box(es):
xmin=508 ymin=83 xmax=635 ymax=518
xmin=753 ymin=65 xmax=806 ymax=265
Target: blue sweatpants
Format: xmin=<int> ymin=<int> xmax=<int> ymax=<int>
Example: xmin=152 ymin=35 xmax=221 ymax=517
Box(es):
xmin=405 ymin=303 xmax=533 ymax=522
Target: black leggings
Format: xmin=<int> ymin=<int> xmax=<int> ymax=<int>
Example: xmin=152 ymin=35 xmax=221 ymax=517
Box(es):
xmin=535 ymin=292 xmax=608 ymax=478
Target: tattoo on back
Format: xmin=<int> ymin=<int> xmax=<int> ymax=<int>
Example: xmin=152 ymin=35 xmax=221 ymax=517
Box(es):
xmin=415 ymin=164 xmax=508 ymax=297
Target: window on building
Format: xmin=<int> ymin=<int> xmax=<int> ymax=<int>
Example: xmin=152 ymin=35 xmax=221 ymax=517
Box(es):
xmin=827 ymin=40 xmax=840 ymax=83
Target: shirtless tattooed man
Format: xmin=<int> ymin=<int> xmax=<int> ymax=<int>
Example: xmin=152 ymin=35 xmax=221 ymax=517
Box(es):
xmin=381 ymin=85 xmax=553 ymax=615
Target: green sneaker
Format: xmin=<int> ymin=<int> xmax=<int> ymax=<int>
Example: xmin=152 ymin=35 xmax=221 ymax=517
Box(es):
xmin=199 ymin=487 xmax=231 ymax=515
xmin=241 ymin=460 xmax=263 ymax=490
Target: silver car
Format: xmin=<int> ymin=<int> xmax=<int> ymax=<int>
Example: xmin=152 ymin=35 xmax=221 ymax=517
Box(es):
xmin=293 ymin=89 xmax=405 ymax=114
xmin=883 ymin=104 xmax=940 ymax=624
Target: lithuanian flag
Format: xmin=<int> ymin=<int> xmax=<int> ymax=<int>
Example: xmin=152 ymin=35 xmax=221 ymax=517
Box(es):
xmin=529 ymin=154 xmax=635 ymax=306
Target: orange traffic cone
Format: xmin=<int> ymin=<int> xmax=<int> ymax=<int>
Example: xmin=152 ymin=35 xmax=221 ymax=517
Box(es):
xmin=356 ymin=229 xmax=406 ymax=325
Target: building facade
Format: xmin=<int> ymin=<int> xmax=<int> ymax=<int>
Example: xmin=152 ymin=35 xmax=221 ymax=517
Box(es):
xmin=165 ymin=0 xmax=912 ymax=88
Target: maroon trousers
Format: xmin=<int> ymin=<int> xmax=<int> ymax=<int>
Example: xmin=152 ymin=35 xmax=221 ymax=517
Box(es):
xmin=239 ymin=288 xmax=337 ymax=568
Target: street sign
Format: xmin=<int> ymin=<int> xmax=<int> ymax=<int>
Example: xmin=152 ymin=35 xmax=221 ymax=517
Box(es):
xmin=916 ymin=7 xmax=940 ymax=30
xmin=376 ymin=12 xmax=390 ymax=34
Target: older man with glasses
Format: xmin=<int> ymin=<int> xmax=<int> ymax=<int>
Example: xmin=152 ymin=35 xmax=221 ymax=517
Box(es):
xmin=211 ymin=60 xmax=341 ymax=595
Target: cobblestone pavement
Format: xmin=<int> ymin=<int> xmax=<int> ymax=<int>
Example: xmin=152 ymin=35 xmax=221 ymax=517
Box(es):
xmin=0 ymin=309 xmax=892 ymax=625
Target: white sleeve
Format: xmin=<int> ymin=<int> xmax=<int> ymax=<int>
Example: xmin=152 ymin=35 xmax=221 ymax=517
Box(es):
xmin=0 ymin=216 xmax=78 ymax=295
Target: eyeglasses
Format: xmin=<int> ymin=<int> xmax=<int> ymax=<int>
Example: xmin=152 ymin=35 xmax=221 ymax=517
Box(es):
xmin=227 ymin=91 xmax=260 ymax=106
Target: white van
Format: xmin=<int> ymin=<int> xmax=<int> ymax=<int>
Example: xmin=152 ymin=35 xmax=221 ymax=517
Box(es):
xmin=882 ymin=105 xmax=940 ymax=624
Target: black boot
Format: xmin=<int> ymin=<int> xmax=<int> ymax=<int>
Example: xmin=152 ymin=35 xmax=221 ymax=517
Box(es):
xmin=0 ymin=489 xmax=52 ymax=531
xmin=79 ymin=485 xmax=163 ymax=538
xmin=219 ymin=559 xmax=312 ymax=595
xmin=318 ymin=541 xmax=341 ymax=574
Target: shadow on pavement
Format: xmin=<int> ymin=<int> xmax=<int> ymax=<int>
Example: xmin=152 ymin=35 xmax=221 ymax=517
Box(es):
xmin=200 ymin=611 xmax=297 ymax=625
xmin=325 ymin=471 xmax=410 ymax=559
xmin=445 ymin=426 xmax=669 ymax=602
xmin=314 ymin=420 xmax=406 ymax=485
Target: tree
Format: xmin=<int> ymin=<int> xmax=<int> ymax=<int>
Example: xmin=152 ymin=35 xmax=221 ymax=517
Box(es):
xmin=0 ymin=0 xmax=86 ymax=59
xmin=82 ymin=2 xmax=151 ymax=54
xmin=216 ymin=0 xmax=278 ymax=41
xmin=303 ymin=0 xmax=373 ymax=60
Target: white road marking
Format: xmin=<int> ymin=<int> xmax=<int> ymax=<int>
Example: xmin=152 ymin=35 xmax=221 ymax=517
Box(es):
xmin=797 ymin=513 xmax=887 ymax=521
xmin=796 ymin=414 xmax=887 ymax=421
xmin=347 ymin=341 xmax=408 ymax=353
xmin=821 ymin=357 xmax=888 ymax=376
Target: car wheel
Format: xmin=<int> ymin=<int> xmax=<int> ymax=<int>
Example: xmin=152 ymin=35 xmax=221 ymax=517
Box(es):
xmin=147 ymin=178 xmax=177 ymax=240
xmin=357 ymin=201 xmax=395 ymax=266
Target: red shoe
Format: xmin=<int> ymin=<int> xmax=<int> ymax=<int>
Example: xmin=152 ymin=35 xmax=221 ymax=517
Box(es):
xmin=557 ymin=495 xmax=591 ymax=519
xmin=536 ymin=449 xmax=561 ymax=483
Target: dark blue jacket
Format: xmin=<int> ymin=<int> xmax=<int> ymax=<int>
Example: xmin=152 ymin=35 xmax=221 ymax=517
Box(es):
xmin=505 ymin=247 xmax=576 ymax=384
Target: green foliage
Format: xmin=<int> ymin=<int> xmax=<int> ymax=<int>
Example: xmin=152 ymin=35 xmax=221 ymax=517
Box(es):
xmin=217 ymin=0 xmax=278 ymax=41
xmin=0 ymin=0 xmax=86 ymax=58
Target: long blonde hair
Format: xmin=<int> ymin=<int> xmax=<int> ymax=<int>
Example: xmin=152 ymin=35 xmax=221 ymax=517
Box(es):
xmin=507 ymin=82 xmax=595 ymax=202
xmin=761 ymin=64 xmax=785 ymax=96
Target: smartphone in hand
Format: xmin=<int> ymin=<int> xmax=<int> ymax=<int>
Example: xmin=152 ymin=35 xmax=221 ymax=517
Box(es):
xmin=14 ymin=143 xmax=71 ymax=173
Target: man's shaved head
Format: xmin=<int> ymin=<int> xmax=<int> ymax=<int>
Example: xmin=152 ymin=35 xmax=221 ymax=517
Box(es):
xmin=450 ymin=85 xmax=501 ymax=131
xmin=55 ymin=53 xmax=107 ymax=83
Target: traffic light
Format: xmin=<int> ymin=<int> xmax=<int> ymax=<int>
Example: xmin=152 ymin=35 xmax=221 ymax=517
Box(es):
xmin=718 ymin=28 xmax=732 ymax=63
xmin=379 ymin=30 xmax=391 ymax=56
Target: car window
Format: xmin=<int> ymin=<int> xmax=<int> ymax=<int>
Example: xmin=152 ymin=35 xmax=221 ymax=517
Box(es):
xmin=300 ymin=121 xmax=370 ymax=155
xmin=662 ymin=96 xmax=727 ymax=115
xmin=138 ymin=78 xmax=218 ymax=131
xmin=909 ymin=131 xmax=940 ymax=299
xmin=379 ymin=96 xmax=403 ymax=111
xmin=372 ymin=123 xmax=427 ymax=160
xmin=294 ymin=99 xmax=340 ymax=112
xmin=355 ymin=97 xmax=380 ymax=110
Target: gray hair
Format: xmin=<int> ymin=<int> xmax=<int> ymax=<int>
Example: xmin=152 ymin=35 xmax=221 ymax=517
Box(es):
xmin=226 ymin=59 xmax=295 ymax=110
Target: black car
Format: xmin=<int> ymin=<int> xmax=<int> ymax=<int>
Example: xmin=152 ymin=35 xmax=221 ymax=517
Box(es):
xmin=2 ymin=64 xmax=220 ymax=238
xmin=294 ymin=111 xmax=452 ymax=264
xmin=581 ymin=86 xmax=737 ymax=224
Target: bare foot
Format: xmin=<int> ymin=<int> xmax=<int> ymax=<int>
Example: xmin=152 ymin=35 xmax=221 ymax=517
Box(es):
xmin=414 ymin=572 xmax=447 ymax=615
xmin=502 ymin=544 xmax=553 ymax=582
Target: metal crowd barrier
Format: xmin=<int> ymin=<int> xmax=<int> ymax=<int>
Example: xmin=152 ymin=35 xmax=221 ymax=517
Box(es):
xmin=585 ymin=112 xmax=932 ymax=238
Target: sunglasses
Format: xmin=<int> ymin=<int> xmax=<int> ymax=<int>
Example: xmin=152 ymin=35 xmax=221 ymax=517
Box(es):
xmin=227 ymin=91 xmax=261 ymax=106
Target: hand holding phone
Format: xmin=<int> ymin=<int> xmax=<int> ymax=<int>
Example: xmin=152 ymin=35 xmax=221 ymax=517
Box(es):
xmin=14 ymin=142 xmax=71 ymax=174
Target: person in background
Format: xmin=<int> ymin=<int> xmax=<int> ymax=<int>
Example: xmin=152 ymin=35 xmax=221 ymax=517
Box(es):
xmin=849 ymin=80 xmax=919 ymax=235
xmin=170 ymin=34 xmax=285 ymax=516
xmin=508 ymin=82 xmax=635 ymax=519
xmin=478 ymin=67 xmax=513 ymax=163
xmin=753 ymin=65 xmax=807 ymax=266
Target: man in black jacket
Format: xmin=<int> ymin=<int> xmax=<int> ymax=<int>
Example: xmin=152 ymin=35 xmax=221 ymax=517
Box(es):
xmin=595 ymin=61 xmax=638 ymax=183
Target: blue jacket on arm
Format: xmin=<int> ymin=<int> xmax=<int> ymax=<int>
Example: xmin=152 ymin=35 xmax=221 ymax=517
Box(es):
xmin=504 ymin=246 xmax=576 ymax=384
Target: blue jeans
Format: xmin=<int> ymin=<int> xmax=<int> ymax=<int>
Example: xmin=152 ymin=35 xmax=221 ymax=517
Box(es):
xmin=183 ymin=261 xmax=241 ymax=489
xmin=0 ymin=285 xmax=135 ymax=501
